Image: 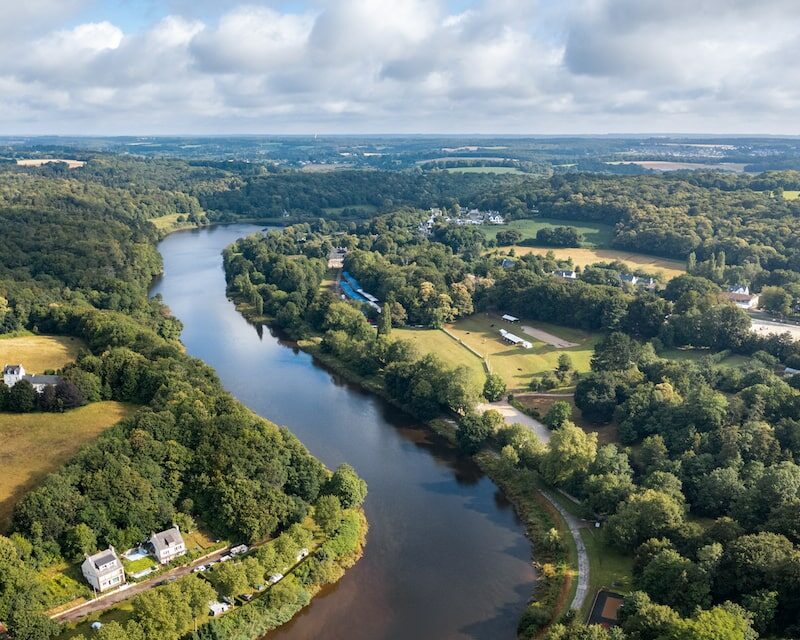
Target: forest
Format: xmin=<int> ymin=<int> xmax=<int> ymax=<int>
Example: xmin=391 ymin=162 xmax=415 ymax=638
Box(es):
xmin=0 ymin=167 xmax=366 ymax=640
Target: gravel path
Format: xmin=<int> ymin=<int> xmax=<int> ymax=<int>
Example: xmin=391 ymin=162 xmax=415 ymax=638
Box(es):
xmin=477 ymin=400 xmax=550 ymax=443
xmin=520 ymin=325 xmax=579 ymax=348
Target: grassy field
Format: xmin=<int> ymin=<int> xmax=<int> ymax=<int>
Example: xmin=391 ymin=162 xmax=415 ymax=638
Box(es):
xmin=437 ymin=313 xmax=599 ymax=391
xmin=502 ymin=246 xmax=685 ymax=280
xmin=481 ymin=217 xmax=615 ymax=248
xmin=580 ymin=527 xmax=634 ymax=618
xmin=783 ymin=190 xmax=800 ymax=201
xmin=393 ymin=327 xmax=485 ymax=384
xmin=444 ymin=166 xmax=524 ymax=174
xmin=323 ymin=204 xmax=378 ymax=215
xmin=0 ymin=402 xmax=138 ymax=531
xmin=659 ymin=348 xmax=751 ymax=368
xmin=148 ymin=213 xmax=197 ymax=233
xmin=0 ymin=334 xmax=86 ymax=373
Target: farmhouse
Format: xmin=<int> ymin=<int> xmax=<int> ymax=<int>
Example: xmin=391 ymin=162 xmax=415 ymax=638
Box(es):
xmin=499 ymin=328 xmax=533 ymax=349
xmin=553 ymin=269 xmax=578 ymax=280
xmin=724 ymin=285 xmax=759 ymax=309
xmin=150 ymin=525 xmax=186 ymax=564
xmin=81 ymin=546 xmax=126 ymax=592
xmin=2 ymin=364 xmax=61 ymax=393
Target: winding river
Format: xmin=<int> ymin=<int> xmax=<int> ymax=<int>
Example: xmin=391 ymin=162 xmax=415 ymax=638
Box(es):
xmin=149 ymin=224 xmax=536 ymax=640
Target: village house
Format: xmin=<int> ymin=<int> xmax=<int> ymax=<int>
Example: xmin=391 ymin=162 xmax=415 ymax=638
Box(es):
xmin=724 ymin=285 xmax=760 ymax=309
xmin=81 ymin=547 xmax=126 ymax=592
xmin=553 ymin=269 xmax=578 ymax=280
xmin=2 ymin=364 xmax=61 ymax=393
xmin=149 ymin=525 xmax=186 ymax=565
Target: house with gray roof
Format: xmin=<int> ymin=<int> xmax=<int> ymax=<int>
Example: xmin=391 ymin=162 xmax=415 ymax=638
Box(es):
xmin=3 ymin=364 xmax=61 ymax=393
xmin=81 ymin=546 xmax=125 ymax=592
xmin=150 ymin=525 xmax=186 ymax=565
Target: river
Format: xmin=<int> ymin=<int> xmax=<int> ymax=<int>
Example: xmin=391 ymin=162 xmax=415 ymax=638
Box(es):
xmin=149 ymin=224 xmax=536 ymax=640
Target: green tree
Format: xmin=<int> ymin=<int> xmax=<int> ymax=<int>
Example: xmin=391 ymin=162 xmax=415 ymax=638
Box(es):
xmin=540 ymin=421 xmax=597 ymax=486
xmin=8 ymin=380 xmax=37 ymax=413
xmin=208 ymin=561 xmax=249 ymax=599
xmin=313 ymin=495 xmax=343 ymax=535
xmin=483 ymin=373 xmax=506 ymax=402
xmin=325 ymin=464 xmax=367 ymax=508
xmin=759 ymin=286 xmax=792 ymax=316
xmin=606 ymin=490 xmax=685 ymax=551
xmin=544 ymin=401 xmax=572 ymax=430
xmin=64 ymin=524 xmax=97 ymax=562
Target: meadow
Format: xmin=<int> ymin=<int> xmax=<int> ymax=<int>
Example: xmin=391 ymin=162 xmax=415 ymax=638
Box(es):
xmin=502 ymin=246 xmax=685 ymax=280
xmin=783 ymin=190 xmax=800 ymax=200
xmin=0 ymin=334 xmax=86 ymax=373
xmin=0 ymin=402 xmax=138 ymax=531
xmin=480 ymin=217 xmax=614 ymax=248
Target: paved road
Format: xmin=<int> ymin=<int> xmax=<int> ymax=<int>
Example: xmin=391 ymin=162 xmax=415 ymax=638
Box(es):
xmin=477 ymin=400 xmax=551 ymax=443
xmin=540 ymin=490 xmax=590 ymax=611
xmin=53 ymin=546 xmax=231 ymax=623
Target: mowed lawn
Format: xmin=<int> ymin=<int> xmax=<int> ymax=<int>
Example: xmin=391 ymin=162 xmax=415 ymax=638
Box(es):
xmin=504 ymin=246 xmax=685 ymax=280
xmin=0 ymin=334 xmax=86 ymax=373
xmin=0 ymin=402 xmax=138 ymax=531
xmin=446 ymin=313 xmax=599 ymax=391
xmin=393 ymin=327 xmax=485 ymax=384
xmin=480 ymin=217 xmax=614 ymax=248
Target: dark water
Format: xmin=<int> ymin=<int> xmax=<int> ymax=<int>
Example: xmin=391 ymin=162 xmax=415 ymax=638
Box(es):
xmin=150 ymin=224 xmax=536 ymax=640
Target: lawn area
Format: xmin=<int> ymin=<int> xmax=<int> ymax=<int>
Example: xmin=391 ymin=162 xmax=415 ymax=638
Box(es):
xmin=123 ymin=556 xmax=158 ymax=574
xmin=59 ymin=602 xmax=137 ymax=639
xmin=580 ymin=527 xmax=634 ymax=618
xmin=445 ymin=313 xmax=600 ymax=391
xmin=502 ymin=246 xmax=685 ymax=280
xmin=783 ymin=190 xmax=800 ymax=200
xmin=0 ymin=401 xmax=138 ymax=531
xmin=393 ymin=327 xmax=485 ymax=384
xmin=480 ymin=217 xmax=615 ymax=248
xmin=0 ymin=334 xmax=86 ymax=373
xmin=184 ymin=527 xmax=224 ymax=553
xmin=444 ymin=166 xmax=524 ymax=174
xmin=323 ymin=204 xmax=378 ymax=215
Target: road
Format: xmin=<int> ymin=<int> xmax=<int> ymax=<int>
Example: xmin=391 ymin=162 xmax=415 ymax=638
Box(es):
xmin=52 ymin=545 xmax=232 ymax=623
xmin=540 ymin=490 xmax=590 ymax=611
xmin=477 ymin=400 xmax=551 ymax=443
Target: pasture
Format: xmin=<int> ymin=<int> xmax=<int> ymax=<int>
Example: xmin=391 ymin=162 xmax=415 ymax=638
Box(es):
xmin=503 ymin=246 xmax=685 ymax=280
xmin=481 ymin=217 xmax=614 ymax=248
xmin=149 ymin=213 xmax=196 ymax=233
xmin=0 ymin=402 xmax=138 ymax=531
xmin=444 ymin=166 xmax=524 ymax=174
xmin=393 ymin=327 xmax=485 ymax=384
xmin=783 ymin=190 xmax=800 ymax=201
xmin=0 ymin=334 xmax=86 ymax=373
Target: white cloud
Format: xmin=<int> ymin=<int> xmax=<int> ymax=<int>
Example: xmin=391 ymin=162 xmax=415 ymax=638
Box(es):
xmin=0 ymin=0 xmax=798 ymax=134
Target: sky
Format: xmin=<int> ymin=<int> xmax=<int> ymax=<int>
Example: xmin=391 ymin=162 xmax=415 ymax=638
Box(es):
xmin=1 ymin=0 xmax=799 ymax=135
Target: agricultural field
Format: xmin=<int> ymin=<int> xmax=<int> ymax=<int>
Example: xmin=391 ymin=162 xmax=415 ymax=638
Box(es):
xmin=480 ymin=217 xmax=614 ymax=248
xmin=783 ymin=190 xmax=800 ymax=200
xmin=0 ymin=402 xmax=138 ymax=531
xmin=393 ymin=327 xmax=485 ymax=384
xmin=445 ymin=313 xmax=599 ymax=391
xmin=0 ymin=334 xmax=86 ymax=373
xmin=444 ymin=166 xmax=524 ymax=174
xmin=16 ymin=158 xmax=86 ymax=169
xmin=503 ymin=246 xmax=685 ymax=280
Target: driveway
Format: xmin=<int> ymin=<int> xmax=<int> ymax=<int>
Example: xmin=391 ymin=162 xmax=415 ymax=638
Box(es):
xmin=477 ymin=400 xmax=550 ymax=443
xmin=53 ymin=546 xmax=231 ymax=623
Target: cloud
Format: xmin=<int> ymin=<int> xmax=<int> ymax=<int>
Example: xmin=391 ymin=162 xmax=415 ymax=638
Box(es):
xmin=0 ymin=0 xmax=798 ymax=134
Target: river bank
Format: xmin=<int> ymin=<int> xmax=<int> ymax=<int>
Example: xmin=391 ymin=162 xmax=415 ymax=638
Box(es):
xmin=152 ymin=224 xmax=537 ymax=640
xmin=228 ymin=292 xmax=576 ymax=636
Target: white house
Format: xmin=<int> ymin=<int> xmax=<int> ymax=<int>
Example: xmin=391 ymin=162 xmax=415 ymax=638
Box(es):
xmin=209 ymin=601 xmax=231 ymax=617
xmin=82 ymin=547 xmax=125 ymax=592
xmin=724 ymin=286 xmax=760 ymax=309
xmin=553 ymin=269 xmax=578 ymax=280
xmin=2 ymin=364 xmax=61 ymax=393
xmin=150 ymin=525 xmax=186 ymax=565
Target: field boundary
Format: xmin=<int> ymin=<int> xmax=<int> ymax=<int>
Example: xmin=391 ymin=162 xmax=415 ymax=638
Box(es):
xmin=439 ymin=327 xmax=491 ymax=374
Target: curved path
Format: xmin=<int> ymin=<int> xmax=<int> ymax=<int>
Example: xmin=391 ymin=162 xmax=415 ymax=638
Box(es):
xmin=476 ymin=400 xmax=550 ymax=443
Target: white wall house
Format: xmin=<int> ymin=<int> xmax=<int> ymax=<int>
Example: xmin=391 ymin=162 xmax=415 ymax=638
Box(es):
xmin=150 ymin=525 xmax=186 ymax=565
xmin=82 ymin=547 xmax=126 ymax=592
xmin=3 ymin=364 xmax=61 ymax=392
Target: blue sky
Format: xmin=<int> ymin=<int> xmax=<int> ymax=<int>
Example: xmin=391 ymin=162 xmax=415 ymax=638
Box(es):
xmin=0 ymin=0 xmax=798 ymax=135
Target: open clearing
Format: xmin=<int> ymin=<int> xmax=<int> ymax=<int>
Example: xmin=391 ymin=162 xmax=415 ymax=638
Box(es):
xmin=445 ymin=313 xmax=599 ymax=390
xmin=149 ymin=213 xmax=196 ymax=232
xmin=500 ymin=246 xmax=685 ymax=280
xmin=606 ymin=160 xmax=747 ymax=173
xmin=0 ymin=334 xmax=86 ymax=372
xmin=783 ymin=190 xmax=800 ymax=200
xmin=750 ymin=318 xmax=800 ymax=341
xmin=444 ymin=166 xmax=524 ymax=174
xmin=0 ymin=402 xmax=138 ymax=531
xmin=393 ymin=327 xmax=485 ymax=384
xmin=480 ymin=217 xmax=614 ymax=248
xmin=16 ymin=158 xmax=85 ymax=169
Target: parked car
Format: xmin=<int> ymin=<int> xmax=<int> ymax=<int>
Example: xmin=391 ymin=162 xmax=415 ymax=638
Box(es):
xmin=192 ymin=564 xmax=207 ymax=573
xmin=242 ymin=593 xmax=254 ymax=602
xmin=230 ymin=544 xmax=248 ymax=556
xmin=220 ymin=554 xmax=232 ymax=562
xmin=296 ymin=548 xmax=309 ymax=562
xmin=268 ymin=573 xmax=284 ymax=585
